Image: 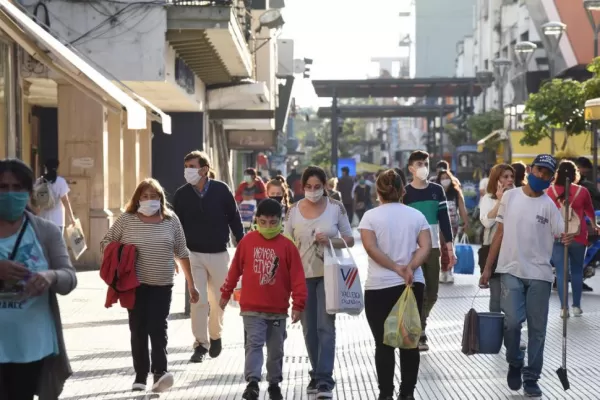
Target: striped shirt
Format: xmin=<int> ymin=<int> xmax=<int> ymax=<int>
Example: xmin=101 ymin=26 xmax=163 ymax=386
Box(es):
xmin=101 ymin=212 xmax=189 ymax=285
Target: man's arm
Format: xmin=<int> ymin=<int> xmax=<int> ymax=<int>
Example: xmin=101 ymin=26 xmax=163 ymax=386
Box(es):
xmin=483 ymin=222 xmax=503 ymax=274
xmin=225 ymin=186 xmax=244 ymax=243
xmin=437 ymin=187 xmax=454 ymax=244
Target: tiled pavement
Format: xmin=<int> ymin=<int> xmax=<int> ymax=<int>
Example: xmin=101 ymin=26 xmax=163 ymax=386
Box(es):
xmin=58 ymin=243 xmax=600 ymax=400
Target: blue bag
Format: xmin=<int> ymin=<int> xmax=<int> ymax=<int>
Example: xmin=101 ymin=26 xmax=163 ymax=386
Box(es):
xmin=454 ymin=233 xmax=475 ymax=274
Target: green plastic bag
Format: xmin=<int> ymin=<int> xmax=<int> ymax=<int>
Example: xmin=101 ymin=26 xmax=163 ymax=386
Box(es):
xmin=383 ymin=286 xmax=422 ymax=349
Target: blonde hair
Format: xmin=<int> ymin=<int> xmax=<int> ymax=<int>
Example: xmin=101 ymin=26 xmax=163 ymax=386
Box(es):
xmin=267 ymin=178 xmax=291 ymax=209
xmin=327 ymin=177 xmax=338 ymax=189
xmin=125 ymin=178 xmax=173 ymax=218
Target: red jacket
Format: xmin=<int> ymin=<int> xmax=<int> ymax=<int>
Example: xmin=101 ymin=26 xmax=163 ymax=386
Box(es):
xmin=548 ymin=184 xmax=595 ymax=245
xmin=235 ymin=179 xmax=267 ymax=202
xmin=221 ymin=231 xmax=307 ymax=314
xmin=100 ymin=242 xmax=139 ymax=309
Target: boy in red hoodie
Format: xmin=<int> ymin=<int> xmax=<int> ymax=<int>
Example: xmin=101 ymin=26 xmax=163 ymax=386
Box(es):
xmin=220 ymin=199 xmax=307 ymax=400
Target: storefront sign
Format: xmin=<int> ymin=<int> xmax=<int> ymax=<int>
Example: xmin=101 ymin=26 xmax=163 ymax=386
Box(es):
xmin=227 ymin=130 xmax=276 ymax=150
xmin=72 ymin=157 xmax=94 ymax=169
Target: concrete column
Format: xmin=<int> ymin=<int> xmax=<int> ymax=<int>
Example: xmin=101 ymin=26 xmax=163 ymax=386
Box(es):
xmin=57 ymin=83 xmax=123 ymax=268
xmin=123 ymin=120 xmax=140 ymax=202
xmin=107 ymin=112 xmax=124 ymax=217
xmin=138 ymin=121 xmax=151 ymax=180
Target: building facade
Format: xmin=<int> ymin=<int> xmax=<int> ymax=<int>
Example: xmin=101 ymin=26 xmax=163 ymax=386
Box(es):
xmin=456 ymin=0 xmax=600 ymax=114
xmin=415 ymin=0 xmax=477 ymax=78
xmin=1 ymin=0 xmax=293 ymax=268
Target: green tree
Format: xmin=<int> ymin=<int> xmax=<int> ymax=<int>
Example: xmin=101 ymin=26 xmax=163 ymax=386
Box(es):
xmin=466 ymin=110 xmax=505 ymax=141
xmin=522 ymin=79 xmax=585 ymax=151
xmin=445 ymin=123 xmax=469 ymax=147
xmin=583 ymin=56 xmax=600 ymax=101
xmin=310 ymin=119 xmax=364 ymax=168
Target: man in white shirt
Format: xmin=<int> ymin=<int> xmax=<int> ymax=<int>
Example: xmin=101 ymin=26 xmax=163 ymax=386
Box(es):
xmin=480 ymin=154 xmax=572 ymax=398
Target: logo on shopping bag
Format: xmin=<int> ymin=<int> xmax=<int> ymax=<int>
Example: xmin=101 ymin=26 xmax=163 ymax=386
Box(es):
xmin=341 ymin=267 xmax=358 ymax=290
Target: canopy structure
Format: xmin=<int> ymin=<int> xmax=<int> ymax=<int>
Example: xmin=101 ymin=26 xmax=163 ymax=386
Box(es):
xmin=317 ymin=104 xmax=457 ymax=119
xmin=476 ymin=129 xmax=509 ymax=152
xmin=312 ymin=77 xmax=483 ymax=98
xmin=311 ymin=77 xmax=483 ymax=174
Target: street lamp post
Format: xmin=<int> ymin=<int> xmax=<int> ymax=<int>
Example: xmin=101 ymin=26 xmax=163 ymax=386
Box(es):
xmin=584 ymin=1 xmax=600 ymax=183
xmin=584 ymin=0 xmax=600 ymax=58
xmin=541 ymin=21 xmax=567 ymax=79
xmin=542 ymin=21 xmax=566 ymax=154
xmin=476 ymin=70 xmax=494 ymax=113
xmin=514 ymin=41 xmax=537 ymax=103
xmin=492 ymin=58 xmax=511 ymax=112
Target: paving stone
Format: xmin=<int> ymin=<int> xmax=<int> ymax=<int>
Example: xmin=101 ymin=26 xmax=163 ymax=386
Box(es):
xmin=57 ymin=245 xmax=600 ymax=399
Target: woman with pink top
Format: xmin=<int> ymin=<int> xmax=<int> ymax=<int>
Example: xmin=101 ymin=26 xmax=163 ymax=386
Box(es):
xmin=547 ymin=160 xmax=599 ymax=318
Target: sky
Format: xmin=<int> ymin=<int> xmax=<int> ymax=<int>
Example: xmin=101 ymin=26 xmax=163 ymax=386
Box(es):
xmin=280 ymin=0 xmax=414 ymax=108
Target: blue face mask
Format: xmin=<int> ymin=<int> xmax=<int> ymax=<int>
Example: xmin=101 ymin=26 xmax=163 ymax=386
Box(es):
xmin=0 ymin=192 xmax=30 ymax=221
xmin=527 ymin=173 xmax=551 ymax=193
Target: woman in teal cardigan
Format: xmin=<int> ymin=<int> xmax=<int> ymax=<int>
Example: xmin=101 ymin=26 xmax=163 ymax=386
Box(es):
xmin=0 ymin=158 xmax=77 ymax=400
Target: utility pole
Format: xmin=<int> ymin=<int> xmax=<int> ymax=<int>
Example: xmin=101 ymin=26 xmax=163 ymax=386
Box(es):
xmin=331 ymin=89 xmax=339 ymax=177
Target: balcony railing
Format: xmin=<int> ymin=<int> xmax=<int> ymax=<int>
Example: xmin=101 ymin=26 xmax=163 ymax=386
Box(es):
xmin=168 ymin=0 xmax=252 ymax=43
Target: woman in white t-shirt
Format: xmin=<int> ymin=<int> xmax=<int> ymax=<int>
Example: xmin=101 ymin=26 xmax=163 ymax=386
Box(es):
xmin=283 ymin=166 xmax=354 ymax=399
xmin=358 ymin=169 xmax=431 ymax=400
xmin=37 ymin=159 xmax=76 ymax=233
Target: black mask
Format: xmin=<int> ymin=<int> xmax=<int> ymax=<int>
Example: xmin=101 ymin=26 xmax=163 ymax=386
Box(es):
xmin=271 ymin=196 xmax=283 ymax=204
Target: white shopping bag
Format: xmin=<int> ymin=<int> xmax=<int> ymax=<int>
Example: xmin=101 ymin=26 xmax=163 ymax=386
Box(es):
xmin=324 ymin=239 xmax=364 ymax=316
xmin=66 ymin=218 xmax=87 ymax=260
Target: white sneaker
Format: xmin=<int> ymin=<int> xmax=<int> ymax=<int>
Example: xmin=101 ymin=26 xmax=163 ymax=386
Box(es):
xmin=132 ymin=382 xmax=146 ymax=392
xmin=560 ymin=309 xmax=570 ymax=319
xmin=439 ymin=271 xmax=448 ymax=283
xmin=446 ymin=270 xmax=455 ymax=283
xmin=572 ymin=307 xmax=583 ymax=317
xmin=152 ymin=372 xmax=174 ymax=393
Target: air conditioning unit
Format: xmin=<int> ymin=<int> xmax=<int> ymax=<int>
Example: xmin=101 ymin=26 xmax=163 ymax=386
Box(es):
xmin=276 ymin=39 xmax=294 ymax=78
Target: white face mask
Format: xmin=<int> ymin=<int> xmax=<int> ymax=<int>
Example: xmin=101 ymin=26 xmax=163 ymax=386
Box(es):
xmin=441 ymin=179 xmax=452 ymax=188
xmin=414 ymin=166 xmax=429 ymax=181
xmin=185 ymin=168 xmax=201 ymax=185
xmin=138 ymin=200 xmax=161 ymax=216
xmin=305 ymin=189 xmax=324 ymax=203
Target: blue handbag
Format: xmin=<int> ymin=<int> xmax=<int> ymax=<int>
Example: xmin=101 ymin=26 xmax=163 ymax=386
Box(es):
xmin=454 ymin=234 xmax=475 ymax=275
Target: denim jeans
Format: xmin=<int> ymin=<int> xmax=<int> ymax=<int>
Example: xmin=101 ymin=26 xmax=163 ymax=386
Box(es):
xmin=489 ymin=275 xmax=502 ymax=313
xmin=501 ymin=274 xmax=551 ymax=382
xmin=551 ymin=241 xmax=586 ymax=308
xmin=301 ymin=277 xmax=336 ymax=389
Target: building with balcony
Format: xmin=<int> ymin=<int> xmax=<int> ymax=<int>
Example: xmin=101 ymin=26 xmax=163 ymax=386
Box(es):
xmin=456 ymin=0 xmax=600 ymax=115
xmin=0 ymin=0 xmax=293 ymax=267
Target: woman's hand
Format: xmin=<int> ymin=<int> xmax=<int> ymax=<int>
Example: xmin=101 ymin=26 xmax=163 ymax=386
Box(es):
xmin=315 ymin=232 xmax=329 ymax=245
xmin=24 ymin=271 xmax=55 ymax=297
xmin=394 ymin=265 xmax=414 ymax=286
xmin=495 ymin=182 xmax=504 ymax=200
xmin=188 ymin=284 xmax=200 ymax=304
xmin=219 ymin=296 xmax=229 ymax=310
xmin=291 ymin=309 xmax=302 ymax=323
xmin=0 ymin=260 xmax=30 ymax=281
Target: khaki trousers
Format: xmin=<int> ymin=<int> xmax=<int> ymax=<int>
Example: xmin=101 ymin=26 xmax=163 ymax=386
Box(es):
xmin=189 ymin=251 xmax=231 ymax=350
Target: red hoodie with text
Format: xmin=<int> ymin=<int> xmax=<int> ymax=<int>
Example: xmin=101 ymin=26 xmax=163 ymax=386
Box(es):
xmin=221 ymin=231 xmax=307 ymax=314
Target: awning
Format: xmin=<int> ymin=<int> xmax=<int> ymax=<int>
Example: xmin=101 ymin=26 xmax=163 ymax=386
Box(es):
xmin=476 ymin=129 xmax=509 ymax=152
xmin=132 ymin=93 xmax=172 ymax=134
xmin=0 ymin=0 xmax=151 ymax=131
xmin=357 ymin=162 xmax=382 ymax=173
xmin=585 ymin=98 xmax=600 ymax=121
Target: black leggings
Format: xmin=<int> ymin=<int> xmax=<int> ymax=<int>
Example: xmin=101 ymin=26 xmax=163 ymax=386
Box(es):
xmin=365 ymin=283 xmax=425 ymax=397
xmin=0 ymin=359 xmax=44 ymax=400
